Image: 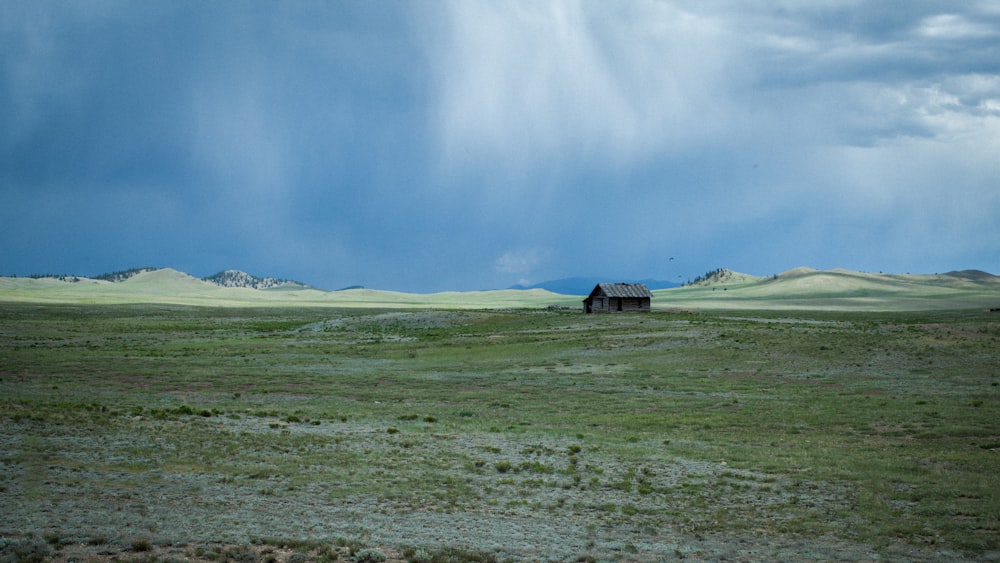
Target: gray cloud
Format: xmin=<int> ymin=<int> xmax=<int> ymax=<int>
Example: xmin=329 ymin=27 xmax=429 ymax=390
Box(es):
xmin=2 ymin=1 xmax=997 ymax=290
xmin=429 ymin=1 xmax=741 ymax=176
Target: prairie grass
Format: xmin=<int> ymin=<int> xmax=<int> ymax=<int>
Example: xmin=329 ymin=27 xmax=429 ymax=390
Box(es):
xmin=0 ymin=304 xmax=997 ymax=560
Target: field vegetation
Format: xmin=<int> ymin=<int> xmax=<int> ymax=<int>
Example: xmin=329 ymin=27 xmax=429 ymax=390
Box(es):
xmin=1 ymin=303 xmax=998 ymax=561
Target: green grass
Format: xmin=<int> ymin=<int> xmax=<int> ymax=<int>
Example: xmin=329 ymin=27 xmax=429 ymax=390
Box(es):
xmin=0 ymin=304 xmax=998 ymax=559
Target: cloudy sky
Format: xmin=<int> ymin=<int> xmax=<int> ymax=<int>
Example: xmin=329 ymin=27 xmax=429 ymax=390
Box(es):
xmin=2 ymin=1 xmax=998 ymax=292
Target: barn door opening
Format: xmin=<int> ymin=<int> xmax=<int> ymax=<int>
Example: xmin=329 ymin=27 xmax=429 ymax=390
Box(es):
xmin=617 ymin=298 xmax=622 ymax=311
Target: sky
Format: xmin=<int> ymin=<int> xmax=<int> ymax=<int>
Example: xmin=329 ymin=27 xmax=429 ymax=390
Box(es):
xmin=2 ymin=1 xmax=999 ymax=292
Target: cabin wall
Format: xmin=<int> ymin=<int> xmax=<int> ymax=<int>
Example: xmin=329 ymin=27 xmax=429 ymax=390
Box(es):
xmin=619 ymin=297 xmax=650 ymax=312
xmin=584 ymin=297 xmax=650 ymax=313
xmin=584 ymin=296 xmax=607 ymax=313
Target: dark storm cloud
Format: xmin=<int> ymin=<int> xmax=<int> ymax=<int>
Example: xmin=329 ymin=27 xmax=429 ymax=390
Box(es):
xmin=2 ymin=1 xmax=998 ymax=290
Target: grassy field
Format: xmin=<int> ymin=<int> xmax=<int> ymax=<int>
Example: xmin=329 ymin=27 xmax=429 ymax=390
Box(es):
xmin=1 ymin=304 xmax=998 ymax=561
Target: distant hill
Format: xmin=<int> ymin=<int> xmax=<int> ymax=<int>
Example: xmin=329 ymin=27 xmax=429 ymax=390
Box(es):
xmin=0 ymin=268 xmax=578 ymax=308
xmin=94 ymin=267 xmax=159 ymax=282
xmin=684 ymin=268 xmax=765 ymax=287
xmin=657 ymin=267 xmax=1000 ymax=311
xmin=121 ymin=267 xmax=209 ymax=289
xmin=510 ymin=277 xmax=680 ymax=296
xmin=3 ymin=266 xmax=997 ymax=311
xmin=202 ymin=270 xmax=309 ymax=290
xmin=944 ymin=269 xmax=997 ymax=282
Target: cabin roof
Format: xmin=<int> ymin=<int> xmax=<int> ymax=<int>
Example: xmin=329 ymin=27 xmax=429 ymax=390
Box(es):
xmin=588 ymin=283 xmax=652 ymax=299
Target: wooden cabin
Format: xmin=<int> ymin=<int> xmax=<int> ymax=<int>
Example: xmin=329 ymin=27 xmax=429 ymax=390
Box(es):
xmin=583 ymin=283 xmax=652 ymax=313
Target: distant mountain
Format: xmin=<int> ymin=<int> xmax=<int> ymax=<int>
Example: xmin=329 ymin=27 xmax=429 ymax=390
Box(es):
xmin=510 ymin=277 xmax=680 ymax=296
xmin=202 ymin=270 xmax=309 ymax=290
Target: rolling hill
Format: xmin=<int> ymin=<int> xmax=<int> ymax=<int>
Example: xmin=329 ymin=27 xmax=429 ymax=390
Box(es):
xmin=0 ymin=269 xmax=577 ymax=309
xmin=0 ymin=267 xmax=997 ymax=311
xmin=654 ymin=268 xmax=1000 ymax=311
xmin=202 ymin=269 xmax=310 ymax=290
